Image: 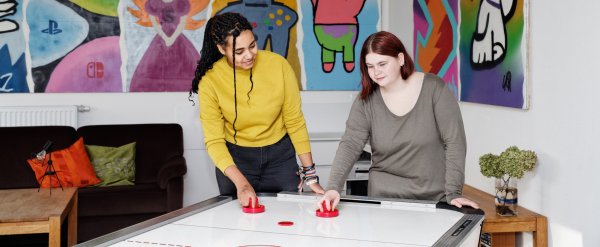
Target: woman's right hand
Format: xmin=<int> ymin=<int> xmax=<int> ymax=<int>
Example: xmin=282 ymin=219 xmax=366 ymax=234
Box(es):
xmin=224 ymin=165 xmax=257 ymax=207
xmin=237 ymin=183 xmax=257 ymax=207
xmin=318 ymin=190 xmax=340 ymax=212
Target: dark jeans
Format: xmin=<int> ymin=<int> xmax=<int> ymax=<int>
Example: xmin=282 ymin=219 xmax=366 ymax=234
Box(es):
xmin=215 ymin=134 xmax=300 ymax=196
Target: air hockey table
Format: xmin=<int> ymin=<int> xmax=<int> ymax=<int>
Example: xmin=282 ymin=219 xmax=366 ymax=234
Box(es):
xmin=76 ymin=192 xmax=484 ymax=247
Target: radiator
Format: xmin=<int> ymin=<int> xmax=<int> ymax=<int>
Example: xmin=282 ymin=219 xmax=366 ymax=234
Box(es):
xmin=0 ymin=105 xmax=78 ymax=128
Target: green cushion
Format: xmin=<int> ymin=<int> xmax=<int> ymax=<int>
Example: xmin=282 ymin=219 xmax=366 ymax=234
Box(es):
xmin=85 ymin=142 xmax=136 ymax=186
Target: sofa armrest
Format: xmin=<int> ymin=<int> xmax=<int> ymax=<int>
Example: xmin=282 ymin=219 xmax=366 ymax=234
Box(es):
xmin=157 ymin=156 xmax=187 ymax=189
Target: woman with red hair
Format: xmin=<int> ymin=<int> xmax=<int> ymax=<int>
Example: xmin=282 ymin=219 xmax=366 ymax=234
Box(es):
xmin=319 ymin=31 xmax=478 ymax=212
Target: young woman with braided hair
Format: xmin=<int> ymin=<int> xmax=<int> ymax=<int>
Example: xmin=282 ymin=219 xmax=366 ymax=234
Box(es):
xmin=191 ymin=13 xmax=324 ymax=207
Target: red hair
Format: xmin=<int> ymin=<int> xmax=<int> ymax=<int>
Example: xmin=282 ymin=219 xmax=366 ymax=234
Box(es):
xmin=359 ymin=31 xmax=415 ymax=100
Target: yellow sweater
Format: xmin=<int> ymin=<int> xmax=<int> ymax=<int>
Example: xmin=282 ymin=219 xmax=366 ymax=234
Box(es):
xmin=198 ymin=50 xmax=311 ymax=172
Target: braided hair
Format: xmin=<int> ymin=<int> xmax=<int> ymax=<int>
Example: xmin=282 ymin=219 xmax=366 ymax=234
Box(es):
xmin=190 ymin=12 xmax=254 ymax=143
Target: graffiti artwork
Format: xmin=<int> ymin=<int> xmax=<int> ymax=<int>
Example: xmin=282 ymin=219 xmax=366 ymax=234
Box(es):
xmin=459 ymin=0 xmax=528 ymax=108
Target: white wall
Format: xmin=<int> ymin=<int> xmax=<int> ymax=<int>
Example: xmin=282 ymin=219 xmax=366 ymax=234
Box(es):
xmin=2 ymin=1 xmax=599 ymax=246
xmin=466 ymin=1 xmax=600 ymax=246
xmin=387 ymin=1 xmax=600 ymax=246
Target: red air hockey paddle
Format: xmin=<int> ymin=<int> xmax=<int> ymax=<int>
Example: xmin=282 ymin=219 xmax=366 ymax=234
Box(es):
xmin=242 ymin=197 xmax=265 ymax=213
xmin=316 ymin=200 xmax=339 ymax=218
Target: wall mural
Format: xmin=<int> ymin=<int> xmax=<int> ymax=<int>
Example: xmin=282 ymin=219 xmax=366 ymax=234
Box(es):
xmin=211 ymin=0 xmax=302 ymax=88
xmin=28 ymin=0 xmax=122 ymax=92
xmin=302 ymin=0 xmax=379 ymax=90
xmin=459 ymin=0 xmax=528 ymax=109
xmin=216 ymin=0 xmax=297 ymax=58
xmin=0 ymin=0 xmax=28 ymax=93
xmin=125 ymin=0 xmax=208 ymax=92
xmin=0 ymin=0 xmax=528 ymax=109
xmin=0 ymin=0 xmax=381 ymax=93
xmin=413 ymin=0 xmax=459 ymax=99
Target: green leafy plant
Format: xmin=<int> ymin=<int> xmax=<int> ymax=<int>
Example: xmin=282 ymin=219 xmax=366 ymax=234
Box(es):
xmin=479 ymin=146 xmax=537 ymax=216
xmin=479 ymin=146 xmax=537 ymax=179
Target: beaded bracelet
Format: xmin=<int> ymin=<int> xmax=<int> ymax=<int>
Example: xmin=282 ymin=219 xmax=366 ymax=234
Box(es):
xmin=298 ymin=163 xmax=319 ymax=192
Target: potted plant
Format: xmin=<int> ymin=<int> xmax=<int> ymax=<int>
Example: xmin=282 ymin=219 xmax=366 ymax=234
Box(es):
xmin=479 ymin=146 xmax=537 ymax=216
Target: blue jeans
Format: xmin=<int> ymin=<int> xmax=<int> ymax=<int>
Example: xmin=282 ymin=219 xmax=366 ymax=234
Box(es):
xmin=215 ymin=134 xmax=300 ymax=196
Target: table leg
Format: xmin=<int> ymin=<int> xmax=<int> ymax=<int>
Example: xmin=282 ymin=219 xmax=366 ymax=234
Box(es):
xmin=534 ymin=216 xmax=548 ymax=247
xmin=67 ymin=192 xmax=78 ymax=246
xmin=49 ymin=216 xmax=61 ymax=247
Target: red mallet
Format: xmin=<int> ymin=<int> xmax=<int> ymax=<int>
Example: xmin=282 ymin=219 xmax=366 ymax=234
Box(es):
xmin=316 ymin=200 xmax=339 ymax=218
xmin=242 ymin=197 xmax=265 ymax=214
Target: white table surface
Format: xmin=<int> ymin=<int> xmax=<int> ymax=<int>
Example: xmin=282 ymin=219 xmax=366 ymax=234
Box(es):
xmin=107 ymin=194 xmax=467 ymax=247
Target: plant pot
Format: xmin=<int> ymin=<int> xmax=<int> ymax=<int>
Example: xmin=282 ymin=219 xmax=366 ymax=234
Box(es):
xmin=495 ymin=176 xmax=518 ymax=216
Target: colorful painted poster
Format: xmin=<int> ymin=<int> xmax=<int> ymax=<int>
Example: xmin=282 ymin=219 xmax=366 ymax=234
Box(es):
xmin=28 ymin=0 xmax=122 ymax=92
xmin=301 ymin=0 xmax=379 ymax=90
xmin=211 ymin=0 xmax=303 ymax=88
xmin=459 ymin=0 xmax=528 ymax=108
xmin=122 ymin=0 xmax=208 ymax=92
xmin=0 ymin=0 xmax=28 ymax=93
xmin=413 ymin=0 xmax=459 ymax=98
xmin=12 ymin=0 xmax=383 ymax=93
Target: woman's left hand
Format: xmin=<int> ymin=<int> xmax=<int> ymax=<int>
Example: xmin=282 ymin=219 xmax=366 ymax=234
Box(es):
xmin=308 ymin=182 xmax=325 ymax=194
xmin=450 ymin=197 xmax=479 ymax=209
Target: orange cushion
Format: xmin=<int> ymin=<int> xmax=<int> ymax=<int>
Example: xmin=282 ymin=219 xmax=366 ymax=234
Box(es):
xmin=27 ymin=137 xmax=100 ymax=188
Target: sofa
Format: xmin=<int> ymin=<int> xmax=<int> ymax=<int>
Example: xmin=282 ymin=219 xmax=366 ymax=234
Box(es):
xmin=0 ymin=123 xmax=187 ymax=245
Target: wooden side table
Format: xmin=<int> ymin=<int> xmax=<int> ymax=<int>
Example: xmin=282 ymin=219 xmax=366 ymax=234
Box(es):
xmin=0 ymin=187 xmax=78 ymax=246
xmin=463 ymin=185 xmax=547 ymax=247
